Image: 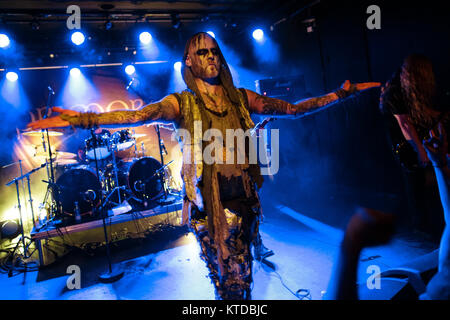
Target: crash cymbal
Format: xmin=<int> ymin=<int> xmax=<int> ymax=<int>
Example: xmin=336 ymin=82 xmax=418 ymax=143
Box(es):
xmin=35 ymin=150 xmax=77 ymax=159
xmin=54 ymin=159 xmax=78 ymax=165
xmin=22 ymin=130 xmax=63 ymax=137
xmin=131 ymin=133 xmax=147 ymax=139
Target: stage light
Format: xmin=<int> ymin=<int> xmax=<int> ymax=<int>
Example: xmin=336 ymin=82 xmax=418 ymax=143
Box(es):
xmin=139 ymin=32 xmax=152 ymax=44
xmin=0 ymin=33 xmax=10 ymax=48
xmin=174 ymin=61 xmax=182 ymax=71
xmin=70 ymin=67 xmax=81 ymax=77
xmin=125 ymin=64 xmax=135 ymax=75
xmin=6 ymin=71 xmax=18 ymax=82
xmin=71 ymin=31 xmax=85 ymax=45
xmin=206 ymin=31 xmax=215 ymax=38
xmin=252 ymin=29 xmax=264 ymax=41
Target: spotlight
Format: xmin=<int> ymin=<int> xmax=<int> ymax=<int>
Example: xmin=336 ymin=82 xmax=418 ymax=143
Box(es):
xmin=174 ymin=61 xmax=182 ymax=71
xmin=125 ymin=65 xmax=135 ymax=75
xmin=6 ymin=71 xmax=18 ymax=82
xmin=252 ymin=29 xmax=264 ymax=41
xmin=206 ymin=31 xmax=215 ymax=38
xmin=70 ymin=67 xmax=81 ymax=77
xmin=0 ymin=33 xmax=10 ymax=48
xmin=71 ymin=31 xmax=85 ymax=45
xmin=139 ymin=32 xmax=152 ymax=44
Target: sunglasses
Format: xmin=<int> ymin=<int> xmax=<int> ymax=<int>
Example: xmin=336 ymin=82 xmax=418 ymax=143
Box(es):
xmin=196 ymin=48 xmax=220 ymax=56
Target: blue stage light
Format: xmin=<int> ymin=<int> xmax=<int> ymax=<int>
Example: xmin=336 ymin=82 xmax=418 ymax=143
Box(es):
xmin=71 ymin=31 xmax=85 ymax=45
xmin=252 ymin=29 xmax=264 ymax=41
xmin=206 ymin=31 xmax=215 ymax=38
xmin=174 ymin=61 xmax=182 ymax=71
xmin=6 ymin=71 xmax=18 ymax=82
xmin=70 ymin=67 xmax=81 ymax=77
xmin=0 ymin=33 xmax=10 ymax=48
xmin=125 ymin=65 xmax=136 ymax=75
xmin=139 ymin=32 xmax=152 ymax=44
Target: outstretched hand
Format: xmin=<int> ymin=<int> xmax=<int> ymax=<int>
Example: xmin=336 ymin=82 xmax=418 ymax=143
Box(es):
xmin=423 ymin=122 xmax=448 ymax=168
xmin=26 ymin=107 xmax=80 ymax=131
xmin=344 ymin=207 xmax=395 ymax=251
xmin=341 ymin=80 xmax=381 ymax=94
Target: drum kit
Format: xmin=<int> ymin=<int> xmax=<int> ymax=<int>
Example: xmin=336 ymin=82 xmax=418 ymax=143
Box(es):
xmin=8 ymin=125 xmax=177 ymax=229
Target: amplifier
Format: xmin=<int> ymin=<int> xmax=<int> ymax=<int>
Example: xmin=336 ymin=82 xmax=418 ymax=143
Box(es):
xmin=255 ymin=75 xmax=307 ymax=103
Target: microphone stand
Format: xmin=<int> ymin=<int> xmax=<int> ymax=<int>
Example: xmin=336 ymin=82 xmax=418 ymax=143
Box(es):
xmin=90 ymin=129 xmax=123 ymax=283
xmin=155 ymin=125 xmax=168 ymax=199
xmin=43 ymin=87 xmax=55 ymax=184
xmin=5 ymin=162 xmax=46 ymax=259
xmin=40 ymin=86 xmax=57 ymax=221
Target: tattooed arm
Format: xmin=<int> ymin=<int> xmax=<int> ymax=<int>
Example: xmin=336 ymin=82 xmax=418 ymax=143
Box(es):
xmin=27 ymin=94 xmax=180 ymax=130
xmin=245 ymin=89 xmax=338 ymax=118
xmin=244 ymin=81 xmax=380 ymax=118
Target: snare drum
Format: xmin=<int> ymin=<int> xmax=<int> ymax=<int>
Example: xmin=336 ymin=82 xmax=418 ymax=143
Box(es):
xmin=85 ymin=129 xmax=111 ymax=160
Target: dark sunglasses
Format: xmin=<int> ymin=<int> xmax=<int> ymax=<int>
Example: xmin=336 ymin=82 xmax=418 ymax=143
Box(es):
xmin=196 ymin=48 xmax=219 ymax=56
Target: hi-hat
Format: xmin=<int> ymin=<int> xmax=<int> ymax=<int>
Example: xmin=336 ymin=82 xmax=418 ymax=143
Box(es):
xmin=22 ymin=130 xmax=63 ymax=137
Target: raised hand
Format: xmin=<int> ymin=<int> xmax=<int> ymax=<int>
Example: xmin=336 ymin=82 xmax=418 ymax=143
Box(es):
xmin=26 ymin=107 xmax=80 ymax=131
xmin=344 ymin=207 xmax=395 ymax=250
xmin=341 ymin=80 xmax=381 ymax=95
xmin=423 ymin=122 xmax=448 ymax=167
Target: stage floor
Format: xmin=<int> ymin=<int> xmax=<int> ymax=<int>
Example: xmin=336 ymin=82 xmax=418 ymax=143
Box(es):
xmin=0 ymin=203 xmax=438 ymax=300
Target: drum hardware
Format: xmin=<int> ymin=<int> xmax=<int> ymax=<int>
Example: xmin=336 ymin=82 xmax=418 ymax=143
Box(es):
xmin=106 ymin=133 xmax=124 ymax=206
xmin=5 ymin=162 xmax=47 ymax=258
xmin=87 ymin=129 xmax=124 ymax=283
xmin=155 ymin=124 xmax=169 ymax=199
xmin=31 ymin=86 xmax=61 ymax=224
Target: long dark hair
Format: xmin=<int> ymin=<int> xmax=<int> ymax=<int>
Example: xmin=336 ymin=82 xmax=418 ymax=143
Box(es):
xmin=181 ymin=32 xmax=241 ymax=106
xmin=400 ymin=54 xmax=439 ymax=128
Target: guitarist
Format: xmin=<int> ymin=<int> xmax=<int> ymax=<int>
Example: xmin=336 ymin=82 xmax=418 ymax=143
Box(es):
xmin=380 ymin=54 xmax=449 ymax=232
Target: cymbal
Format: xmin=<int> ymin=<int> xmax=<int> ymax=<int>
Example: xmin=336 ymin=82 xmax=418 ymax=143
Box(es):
xmin=35 ymin=151 xmax=77 ymax=159
xmin=131 ymin=133 xmax=147 ymax=139
xmin=22 ymin=130 xmax=63 ymax=137
xmin=54 ymin=159 xmax=78 ymax=165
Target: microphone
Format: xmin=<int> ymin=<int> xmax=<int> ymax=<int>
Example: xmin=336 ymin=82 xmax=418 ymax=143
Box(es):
xmin=48 ymin=86 xmax=55 ymax=95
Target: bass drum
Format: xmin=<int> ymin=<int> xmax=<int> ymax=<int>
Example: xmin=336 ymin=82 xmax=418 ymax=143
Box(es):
xmin=54 ymin=166 xmax=102 ymax=215
xmin=127 ymin=157 xmax=164 ymax=201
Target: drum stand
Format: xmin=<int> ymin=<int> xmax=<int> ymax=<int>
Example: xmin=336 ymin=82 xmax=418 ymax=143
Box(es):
xmin=39 ymin=86 xmax=58 ymax=222
xmin=155 ymin=125 xmax=169 ymax=199
xmin=90 ymin=129 xmax=124 ymax=283
xmin=5 ymin=162 xmax=46 ymax=260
